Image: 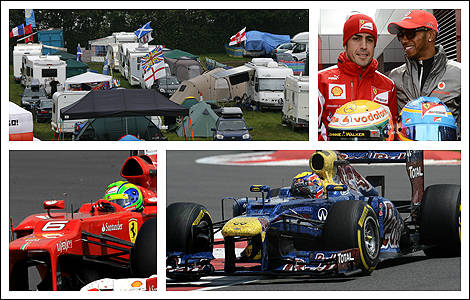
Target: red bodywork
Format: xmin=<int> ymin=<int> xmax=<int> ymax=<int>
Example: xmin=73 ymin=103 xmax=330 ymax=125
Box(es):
xmin=9 ymin=153 xmax=157 ymax=291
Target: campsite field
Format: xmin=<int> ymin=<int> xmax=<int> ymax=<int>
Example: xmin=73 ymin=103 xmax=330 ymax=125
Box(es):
xmin=9 ymin=55 xmax=309 ymax=141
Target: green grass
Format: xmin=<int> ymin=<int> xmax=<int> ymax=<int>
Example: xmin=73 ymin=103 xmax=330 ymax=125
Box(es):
xmin=9 ymin=55 xmax=308 ymax=141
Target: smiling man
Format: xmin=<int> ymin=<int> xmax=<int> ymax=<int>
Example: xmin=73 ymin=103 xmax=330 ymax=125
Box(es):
xmin=388 ymin=10 xmax=461 ymax=138
xmin=318 ymin=13 xmax=397 ymax=141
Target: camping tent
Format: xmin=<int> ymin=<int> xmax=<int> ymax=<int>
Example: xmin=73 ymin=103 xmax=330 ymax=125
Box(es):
xmin=245 ymin=31 xmax=290 ymax=55
xmin=65 ymin=72 xmax=113 ymax=91
xmin=60 ymin=89 xmax=188 ymax=120
xmin=9 ymin=102 xmax=33 ymax=141
xmin=64 ymin=59 xmax=89 ymax=78
xmin=163 ymin=49 xmax=198 ymax=60
xmin=176 ymin=101 xmax=219 ymax=138
xmin=170 ymin=68 xmax=246 ymax=105
xmin=165 ymin=57 xmax=202 ymax=82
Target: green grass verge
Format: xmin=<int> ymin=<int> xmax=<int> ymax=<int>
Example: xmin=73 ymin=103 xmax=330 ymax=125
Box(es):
xmin=9 ymin=55 xmax=309 ymax=141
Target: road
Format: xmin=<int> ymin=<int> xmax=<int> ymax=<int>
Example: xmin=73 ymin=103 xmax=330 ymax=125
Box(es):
xmin=166 ymin=150 xmax=461 ymax=291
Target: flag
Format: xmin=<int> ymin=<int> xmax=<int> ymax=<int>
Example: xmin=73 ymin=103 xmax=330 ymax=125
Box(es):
xmin=23 ymin=24 xmax=33 ymax=42
xmin=76 ymin=44 xmax=82 ymax=61
xmin=103 ymin=58 xmax=109 ymax=75
xmin=140 ymin=31 xmax=153 ymax=44
xmin=111 ymin=78 xmax=120 ymax=88
xmin=229 ymin=27 xmax=246 ymax=46
xmin=9 ymin=24 xmax=25 ymax=38
xmin=141 ymin=46 xmax=164 ymax=73
xmin=143 ymin=61 xmax=166 ymax=88
xmin=25 ymin=9 xmax=36 ymax=28
xmin=134 ymin=22 xmax=152 ymax=41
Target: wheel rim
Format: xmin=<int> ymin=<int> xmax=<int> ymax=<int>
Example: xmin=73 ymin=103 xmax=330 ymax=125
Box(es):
xmin=363 ymin=216 xmax=379 ymax=258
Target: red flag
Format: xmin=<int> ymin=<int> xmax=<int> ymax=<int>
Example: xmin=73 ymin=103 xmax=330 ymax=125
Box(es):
xmin=25 ymin=35 xmax=34 ymax=43
xmin=25 ymin=24 xmax=32 ymax=35
xmin=229 ymin=27 xmax=247 ymax=46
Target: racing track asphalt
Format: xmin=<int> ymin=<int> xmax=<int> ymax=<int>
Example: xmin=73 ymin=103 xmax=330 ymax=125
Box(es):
xmin=166 ymin=150 xmax=461 ymax=292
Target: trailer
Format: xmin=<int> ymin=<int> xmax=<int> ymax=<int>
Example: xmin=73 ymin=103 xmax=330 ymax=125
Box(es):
xmin=282 ymin=74 xmax=309 ymax=129
xmin=104 ymin=32 xmax=138 ymax=71
xmin=21 ymin=55 xmax=66 ymax=92
xmin=51 ymin=91 xmax=89 ymax=133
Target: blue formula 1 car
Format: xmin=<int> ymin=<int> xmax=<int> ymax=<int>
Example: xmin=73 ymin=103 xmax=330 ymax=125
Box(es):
xmin=166 ymin=150 xmax=461 ymax=280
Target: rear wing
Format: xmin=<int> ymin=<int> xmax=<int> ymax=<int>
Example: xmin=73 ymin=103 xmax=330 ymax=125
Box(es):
xmin=338 ymin=150 xmax=424 ymax=217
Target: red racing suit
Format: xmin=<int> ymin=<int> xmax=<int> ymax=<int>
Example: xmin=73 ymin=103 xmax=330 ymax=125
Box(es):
xmin=318 ymin=52 xmax=397 ymax=140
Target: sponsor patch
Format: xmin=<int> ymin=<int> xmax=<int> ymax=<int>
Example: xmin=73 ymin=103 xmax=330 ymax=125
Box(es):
xmin=421 ymin=102 xmax=447 ymax=117
xmin=329 ymin=84 xmax=346 ymax=100
xmin=437 ymin=81 xmax=446 ymax=90
xmin=359 ymin=20 xmax=374 ymax=31
xmin=317 ymin=207 xmax=328 ymax=221
xmin=129 ymin=219 xmax=139 ymax=243
xmin=102 ymin=221 xmax=123 ymax=232
xmin=372 ymin=87 xmax=389 ymax=104
xmin=56 ymin=240 xmax=72 ymax=252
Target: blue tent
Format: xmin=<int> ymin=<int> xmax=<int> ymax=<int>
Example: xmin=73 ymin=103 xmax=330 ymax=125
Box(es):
xmin=245 ymin=31 xmax=290 ymax=55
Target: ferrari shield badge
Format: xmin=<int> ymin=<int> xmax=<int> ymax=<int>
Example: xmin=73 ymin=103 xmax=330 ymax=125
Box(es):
xmin=128 ymin=219 xmax=138 ymax=243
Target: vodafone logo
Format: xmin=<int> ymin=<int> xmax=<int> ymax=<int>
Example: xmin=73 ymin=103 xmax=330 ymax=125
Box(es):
xmin=438 ymin=81 xmax=446 ymax=90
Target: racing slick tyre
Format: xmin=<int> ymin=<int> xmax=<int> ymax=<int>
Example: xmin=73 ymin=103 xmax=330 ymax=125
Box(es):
xmin=132 ymin=217 xmax=157 ymax=277
xmin=167 ymin=202 xmax=213 ymax=254
xmin=419 ymin=184 xmax=461 ymax=258
xmin=323 ymin=200 xmax=380 ymax=275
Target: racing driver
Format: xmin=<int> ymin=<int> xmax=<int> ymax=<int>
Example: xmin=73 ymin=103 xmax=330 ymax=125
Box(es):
xmin=318 ymin=12 xmax=397 ymax=141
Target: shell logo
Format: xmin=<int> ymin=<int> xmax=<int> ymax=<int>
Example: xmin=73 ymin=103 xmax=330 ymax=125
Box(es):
xmin=331 ymin=86 xmax=343 ymax=97
xmin=131 ymin=281 xmax=143 ymax=287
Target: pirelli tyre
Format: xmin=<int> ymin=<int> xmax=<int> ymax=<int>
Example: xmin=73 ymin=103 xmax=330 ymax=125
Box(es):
xmin=419 ymin=184 xmax=461 ymax=257
xmin=132 ymin=218 xmax=156 ymax=277
xmin=323 ymin=200 xmax=380 ymax=275
xmin=167 ymin=202 xmax=213 ymax=254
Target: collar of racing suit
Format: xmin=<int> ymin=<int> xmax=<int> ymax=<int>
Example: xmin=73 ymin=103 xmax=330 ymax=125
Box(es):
xmin=337 ymin=51 xmax=378 ymax=79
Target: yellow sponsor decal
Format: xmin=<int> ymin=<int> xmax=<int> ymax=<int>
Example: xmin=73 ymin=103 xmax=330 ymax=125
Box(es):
xmin=222 ymin=217 xmax=263 ymax=237
xmin=192 ymin=209 xmax=211 ymax=226
xmin=358 ymin=206 xmax=368 ymax=228
xmin=129 ymin=220 xmax=138 ymax=244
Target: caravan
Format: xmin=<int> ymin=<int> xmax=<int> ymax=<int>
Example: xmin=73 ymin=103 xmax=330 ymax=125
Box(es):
xmin=13 ymin=43 xmax=42 ymax=83
xmin=21 ymin=55 xmax=66 ymax=91
xmin=245 ymin=58 xmax=293 ymax=110
xmin=105 ymin=32 xmax=138 ymax=71
xmin=282 ymin=74 xmax=309 ymax=129
xmin=118 ymin=43 xmax=139 ymax=77
xmin=126 ymin=45 xmax=157 ymax=86
xmin=51 ymin=91 xmax=89 ymax=133
xmin=285 ymin=32 xmax=309 ymax=61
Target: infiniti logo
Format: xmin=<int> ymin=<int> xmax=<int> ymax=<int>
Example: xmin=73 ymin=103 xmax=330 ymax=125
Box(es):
xmin=318 ymin=207 xmax=328 ymax=221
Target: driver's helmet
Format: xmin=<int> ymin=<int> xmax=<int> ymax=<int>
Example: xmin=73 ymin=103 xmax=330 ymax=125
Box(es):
xmin=397 ymin=96 xmax=457 ymax=141
xmin=327 ymin=100 xmax=395 ymax=141
xmin=104 ymin=181 xmax=144 ymax=211
xmin=291 ymin=172 xmax=324 ymax=199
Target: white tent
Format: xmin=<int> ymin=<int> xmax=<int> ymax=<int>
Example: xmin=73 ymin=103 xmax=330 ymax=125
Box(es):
xmin=9 ymin=102 xmax=33 ymax=141
xmin=64 ymin=72 xmax=113 ymax=91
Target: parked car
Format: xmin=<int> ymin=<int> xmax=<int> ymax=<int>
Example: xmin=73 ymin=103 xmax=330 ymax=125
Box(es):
xmin=31 ymin=98 xmax=52 ymax=123
xmin=20 ymin=78 xmax=48 ymax=110
xmin=212 ymin=107 xmax=252 ymax=141
xmin=73 ymin=116 xmax=168 ymax=141
xmin=273 ymin=42 xmax=296 ymax=56
xmin=153 ymin=75 xmax=180 ymax=97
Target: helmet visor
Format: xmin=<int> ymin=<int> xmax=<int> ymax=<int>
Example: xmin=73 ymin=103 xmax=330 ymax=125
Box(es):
xmin=401 ymin=124 xmax=457 ymax=141
xmin=106 ymin=194 xmax=132 ymax=208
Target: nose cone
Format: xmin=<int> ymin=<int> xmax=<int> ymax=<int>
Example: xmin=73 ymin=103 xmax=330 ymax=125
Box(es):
xmin=222 ymin=217 xmax=264 ymax=237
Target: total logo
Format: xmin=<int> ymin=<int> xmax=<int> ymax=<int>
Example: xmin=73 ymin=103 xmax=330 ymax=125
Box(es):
xmin=56 ymin=240 xmax=72 ymax=252
xmin=408 ymin=166 xmax=423 ymax=179
xmin=338 ymin=252 xmax=354 ymax=264
xmin=102 ymin=221 xmax=123 ymax=232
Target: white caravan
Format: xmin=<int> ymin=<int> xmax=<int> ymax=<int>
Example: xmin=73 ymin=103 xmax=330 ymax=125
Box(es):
xmin=51 ymin=90 xmax=89 ymax=133
xmin=13 ymin=43 xmax=42 ymax=82
xmin=106 ymin=32 xmax=138 ymax=71
xmin=21 ymin=55 xmax=66 ymax=92
xmin=285 ymin=32 xmax=309 ymax=61
xmin=245 ymin=58 xmax=293 ymax=110
xmin=126 ymin=44 xmax=157 ymax=86
xmin=118 ymin=43 xmax=140 ymax=77
xmin=282 ymin=74 xmax=309 ymax=129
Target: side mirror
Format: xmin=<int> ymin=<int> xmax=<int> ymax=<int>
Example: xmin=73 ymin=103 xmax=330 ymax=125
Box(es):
xmin=43 ymin=200 xmax=65 ymax=210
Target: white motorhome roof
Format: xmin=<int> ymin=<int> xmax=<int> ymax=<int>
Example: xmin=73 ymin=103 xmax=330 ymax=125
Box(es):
xmin=121 ymin=43 xmax=140 ymax=52
xmin=291 ymin=32 xmax=309 ymax=43
xmin=255 ymin=65 xmax=294 ymax=78
xmin=14 ymin=43 xmax=43 ymax=53
xmin=65 ymin=72 xmax=112 ymax=85
xmin=34 ymin=59 xmax=66 ymax=67
xmin=128 ymin=44 xmax=156 ymax=55
xmin=286 ymin=75 xmax=309 ymax=92
xmin=25 ymin=55 xmax=61 ymax=62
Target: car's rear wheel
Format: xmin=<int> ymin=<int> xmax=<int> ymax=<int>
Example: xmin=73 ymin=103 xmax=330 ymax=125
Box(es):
xmin=132 ymin=218 xmax=157 ymax=277
xmin=323 ymin=200 xmax=380 ymax=275
xmin=167 ymin=202 xmax=213 ymax=254
xmin=419 ymin=184 xmax=461 ymax=257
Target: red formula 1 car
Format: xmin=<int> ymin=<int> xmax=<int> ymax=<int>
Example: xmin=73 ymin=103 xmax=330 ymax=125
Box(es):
xmin=9 ymin=152 xmax=157 ymax=291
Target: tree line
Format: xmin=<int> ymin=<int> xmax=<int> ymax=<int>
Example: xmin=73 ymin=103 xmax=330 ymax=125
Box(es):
xmin=9 ymin=9 xmax=308 ymax=55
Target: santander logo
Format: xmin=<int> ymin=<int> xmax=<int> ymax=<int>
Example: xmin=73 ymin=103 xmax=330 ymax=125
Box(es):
xmin=102 ymin=221 xmax=123 ymax=232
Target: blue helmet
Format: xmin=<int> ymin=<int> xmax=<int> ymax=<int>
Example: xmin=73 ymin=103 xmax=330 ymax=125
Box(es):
xmin=397 ymin=97 xmax=457 ymax=141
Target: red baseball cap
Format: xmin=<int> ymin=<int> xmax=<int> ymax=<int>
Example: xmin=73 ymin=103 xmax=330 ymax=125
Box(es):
xmin=343 ymin=14 xmax=378 ymax=47
xmin=388 ymin=10 xmax=439 ymax=34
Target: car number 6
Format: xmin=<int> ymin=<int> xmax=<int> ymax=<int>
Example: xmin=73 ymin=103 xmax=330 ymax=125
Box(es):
xmin=42 ymin=221 xmax=69 ymax=231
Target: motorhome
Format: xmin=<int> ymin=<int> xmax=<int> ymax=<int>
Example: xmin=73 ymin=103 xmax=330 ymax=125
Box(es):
xmin=282 ymin=74 xmax=309 ymax=129
xmin=51 ymin=90 xmax=89 ymax=133
xmin=21 ymin=55 xmax=66 ymax=91
xmin=105 ymin=32 xmax=139 ymax=71
xmin=118 ymin=43 xmax=140 ymax=77
xmin=13 ymin=43 xmax=42 ymax=82
xmin=245 ymin=58 xmax=294 ymax=110
xmin=285 ymin=32 xmax=309 ymax=61
xmin=126 ymin=44 xmax=157 ymax=86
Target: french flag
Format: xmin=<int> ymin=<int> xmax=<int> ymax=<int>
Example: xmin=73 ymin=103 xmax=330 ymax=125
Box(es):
xmin=9 ymin=24 xmax=25 ymax=38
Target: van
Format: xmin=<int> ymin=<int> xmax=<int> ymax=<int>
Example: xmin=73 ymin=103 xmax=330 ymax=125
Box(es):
xmin=282 ymin=74 xmax=309 ymax=129
xmin=285 ymin=32 xmax=309 ymax=61
xmin=246 ymin=58 xmax=294 ymax=110
xmin=51 ymin=91 xmax=89 ymax=133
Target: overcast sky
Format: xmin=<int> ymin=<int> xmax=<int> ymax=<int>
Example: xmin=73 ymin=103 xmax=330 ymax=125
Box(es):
xmin=319 ymin=9 xmax=377 ymax=34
